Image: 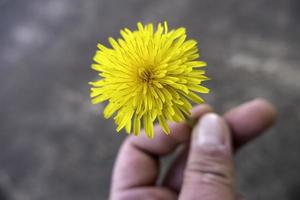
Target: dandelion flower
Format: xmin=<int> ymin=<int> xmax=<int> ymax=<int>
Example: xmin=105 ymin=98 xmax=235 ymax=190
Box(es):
xmin=89 ymin=22 xmax=210 ymax=138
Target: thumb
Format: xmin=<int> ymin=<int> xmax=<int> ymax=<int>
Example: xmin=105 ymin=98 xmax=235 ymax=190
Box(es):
xmin=179 ymin=113 xmax=235 ymax=200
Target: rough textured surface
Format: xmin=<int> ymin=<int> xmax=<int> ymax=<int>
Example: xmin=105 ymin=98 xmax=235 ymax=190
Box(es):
xmin=0 ymin=0 xmax=299 ymax=199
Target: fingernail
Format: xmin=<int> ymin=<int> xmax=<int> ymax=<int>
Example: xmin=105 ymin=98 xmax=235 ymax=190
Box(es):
xmin=194 ymin=113 xmax=227 ymax=146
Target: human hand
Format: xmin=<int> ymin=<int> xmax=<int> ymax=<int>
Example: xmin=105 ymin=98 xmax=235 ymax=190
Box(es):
xmin=110 ymin=99 xmax=276 ymax=200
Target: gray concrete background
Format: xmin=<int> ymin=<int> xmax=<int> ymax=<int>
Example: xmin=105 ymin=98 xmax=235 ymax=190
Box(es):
xmin=0 ymin=0 xmax=299 ymax=199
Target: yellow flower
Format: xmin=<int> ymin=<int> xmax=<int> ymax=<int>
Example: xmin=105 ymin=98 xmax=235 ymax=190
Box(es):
xmin=89 ymin=22 xmax=209 ymax=138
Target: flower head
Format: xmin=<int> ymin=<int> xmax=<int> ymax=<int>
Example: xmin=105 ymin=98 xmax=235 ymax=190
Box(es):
xmin=89 ymin=22 xmax=209 ymax=138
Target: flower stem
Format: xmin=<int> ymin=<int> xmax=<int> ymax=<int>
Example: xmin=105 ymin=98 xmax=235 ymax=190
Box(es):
xmin=185 ymin=115 xmax=197 ymax=128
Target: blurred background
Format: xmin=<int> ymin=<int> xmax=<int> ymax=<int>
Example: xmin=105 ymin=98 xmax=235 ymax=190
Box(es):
xmin=0 ymin=0 xmax=299 ymax=199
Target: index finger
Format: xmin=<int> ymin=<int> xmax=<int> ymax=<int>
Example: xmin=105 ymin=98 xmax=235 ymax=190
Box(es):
xmin=224 ymin=98 xmax=277 ymax=148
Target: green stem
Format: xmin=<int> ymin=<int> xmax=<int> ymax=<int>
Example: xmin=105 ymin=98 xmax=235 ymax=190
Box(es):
xmin=185 ymin=115 xmax=197 ymax=128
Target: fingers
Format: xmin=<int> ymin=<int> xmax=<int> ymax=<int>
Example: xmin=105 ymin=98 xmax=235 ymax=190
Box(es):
xmin=111 ymin=98 xmax=277 ymax=198
xmin=110 ymin=104 xmax=212 ymax=194
xmin=224 ymin=98 xmax=276 ymax=148
xmin=179 ymin=113 xmax=235 ymax=200
xmin=111 ymin=187 xmax=177 ymax=200
xmin=128 ymin=104 xmax=213 ymax=155
xmin=162 ymin=98 xmax=276 ymax=192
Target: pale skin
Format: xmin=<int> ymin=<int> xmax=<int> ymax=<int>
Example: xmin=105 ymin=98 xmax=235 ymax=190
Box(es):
xmin=110 ymin=99 xmax=277 ymax=200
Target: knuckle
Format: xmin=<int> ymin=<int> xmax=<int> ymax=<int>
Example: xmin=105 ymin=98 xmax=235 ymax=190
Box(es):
xmin=199 ymin=145 xmax=231 ymax=160
xmin=184 ymin=145 xmax=234 ymax=186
